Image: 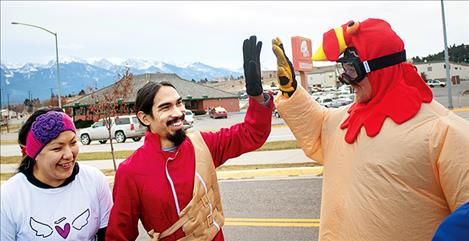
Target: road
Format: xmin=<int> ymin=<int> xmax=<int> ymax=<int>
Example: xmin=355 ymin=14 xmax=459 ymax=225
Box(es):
xmin=0 ymin=149 xmax=316 ymax=173
xmin=0 ymin=124 xmax=295 ymax=156
xmin=1 ymin=82 xmax=468 ymax=157
xmin=1 ymin=83 xmax=467 ymax=240
xmin=430 ymin=80 xmax=469 ymax=108
xmin=2 ymin=108 xmax=468 ymax=157
xmin=134 ymin=176 xmax=322 ymax=241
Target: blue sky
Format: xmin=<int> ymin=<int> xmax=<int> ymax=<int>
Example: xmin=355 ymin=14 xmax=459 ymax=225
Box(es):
xmin=1 ymin=1 xmax=468 ymax=70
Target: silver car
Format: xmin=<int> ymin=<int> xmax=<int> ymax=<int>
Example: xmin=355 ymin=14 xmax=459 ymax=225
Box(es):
xmin=79 ymin=115 xmax=146 ymax=145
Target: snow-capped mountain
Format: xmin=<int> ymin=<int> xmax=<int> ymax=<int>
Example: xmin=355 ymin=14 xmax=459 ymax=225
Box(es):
xmin=0 ymin=58 xmax=242 ymax=103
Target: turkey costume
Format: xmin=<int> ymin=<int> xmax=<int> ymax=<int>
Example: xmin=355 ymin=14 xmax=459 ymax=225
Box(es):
xmin=275 ymin=18 xmax=469 ymax=241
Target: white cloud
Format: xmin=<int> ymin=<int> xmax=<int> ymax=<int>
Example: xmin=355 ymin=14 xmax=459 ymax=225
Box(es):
xmin=60 ymin=42 xmax=85 ymax=52
xmin=1 ymin=1 xmax=467 ymax=70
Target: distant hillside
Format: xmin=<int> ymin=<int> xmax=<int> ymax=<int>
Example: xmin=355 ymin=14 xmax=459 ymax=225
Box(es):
xmin=411 ymin=43 xmax=468 ymax=63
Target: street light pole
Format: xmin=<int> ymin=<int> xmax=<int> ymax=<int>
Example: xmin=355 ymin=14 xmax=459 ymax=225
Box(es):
xmin=440 ymin=0 xmax=453 ymax=109
xmin=11 ymin=22 xmax=62 ymax=108
xmin=54 ymin=32 xmax=62 ymax=108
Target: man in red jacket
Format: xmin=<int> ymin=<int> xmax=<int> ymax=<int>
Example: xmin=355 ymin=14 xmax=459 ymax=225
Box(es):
xmin=106 ymin=36 xmax=273 ymax=241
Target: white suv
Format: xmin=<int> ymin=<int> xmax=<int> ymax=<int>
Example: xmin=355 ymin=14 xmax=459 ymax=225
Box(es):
xmin=79 ymin=115 xmax=146 ymax=145
xmin=427 ymin=79 xmax=447 ymax=88
xmin=183 ymin=110 xmax=194 ymax=128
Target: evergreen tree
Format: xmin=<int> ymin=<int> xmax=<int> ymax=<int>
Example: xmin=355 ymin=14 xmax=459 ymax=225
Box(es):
xmin=412 ymin=44 xmax=468 ymax=63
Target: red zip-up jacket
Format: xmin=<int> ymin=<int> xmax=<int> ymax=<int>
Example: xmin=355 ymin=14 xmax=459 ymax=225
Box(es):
xmin=106 ymin=96 xmax=273 ymax=240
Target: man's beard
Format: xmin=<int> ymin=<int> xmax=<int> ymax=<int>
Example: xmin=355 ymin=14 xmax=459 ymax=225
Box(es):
xmin=167 ymin=129 xmax=187 ymax=146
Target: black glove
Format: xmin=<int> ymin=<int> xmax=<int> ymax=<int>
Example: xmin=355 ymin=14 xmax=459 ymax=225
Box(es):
xmin=272 ymin=37 xmax=297 ymax=97
xmin=243 ymin=35 xmax=263 ymax=96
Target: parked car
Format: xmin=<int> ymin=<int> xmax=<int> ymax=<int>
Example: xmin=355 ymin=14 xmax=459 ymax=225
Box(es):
xmin=331 ymin=97 xmax=353 ymax=108
xmin=427 ymin=79 xmax=447 ymax=88
xmin=209 ymin=107 xmax=228 ymax=119
xmin=311 ymin=92 xmax=323 ymax=101
xmin=322 ymin=86 xmax=336 ymax=92
xmin=183 ymin=110 xmax=194 ymax=128
xmin=317 ymin=98 xmax=334 ymax=108
xmin=273 ymin=108 xmax=280 ymax=118
xmin=338 ymin=85 xmax=351 ymax=93
xmin=336 ymin=94 xmax=354 ymax=106
xmin=79 ymin=115 xmax=146 ymax=145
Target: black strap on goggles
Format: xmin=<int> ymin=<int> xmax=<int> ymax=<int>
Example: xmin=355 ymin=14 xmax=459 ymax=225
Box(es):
xmin=362 ymin=50 xmax=406 ymax=73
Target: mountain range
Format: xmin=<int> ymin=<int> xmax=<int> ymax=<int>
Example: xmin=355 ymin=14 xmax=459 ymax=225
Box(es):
xmin=0 ymin=57 xmax=243 ymax=104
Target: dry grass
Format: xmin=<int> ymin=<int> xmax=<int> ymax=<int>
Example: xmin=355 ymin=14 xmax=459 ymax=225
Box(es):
xmin=1 ymin=140 xmax=300 ymax=165
xmin=0 ymin=172 xmax=15 ymax=181
xmin=0 ymin=140 xmax=304 ymax=181
xmin=1 ymin=169 xmax=117 ymax=181
xmin=0 ymin=124 xmax=21 ymax=134
xmin=0 ymin=151 xmax=135 ymax=165
xmin=1 ymin=163 xmax=320 ymax=181
xmin=100 ymin=169 xmax=116 ymax=176
xmin=0 ymin=139 xmax=18 ymax=145
xmin=0 ymin=156 xmax=23 ymax=165
xmin=258 ymin=140 xmax=299 ymax=151
xmin=216 ymin=162 xmax=318 ymax=171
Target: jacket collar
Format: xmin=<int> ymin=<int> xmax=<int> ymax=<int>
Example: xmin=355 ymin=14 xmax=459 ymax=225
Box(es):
xmin=144 ymin=131 xmax=164 ymax=153
xmin=143 ymin=130 xmax=192 ymax=153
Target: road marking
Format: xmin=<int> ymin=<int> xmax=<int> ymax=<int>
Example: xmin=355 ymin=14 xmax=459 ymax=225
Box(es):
xmin=217 ymin=167 xmax=324 ymax=180
xmin=226 ymin=218 xmax=320 ymax=222
xmin=272 ymin=124 xmax=287 ymax=129
xmin=219 ymin=175 xmax=323 ymax=183
xmin=452 ymin=107 xmax=469 ymax=113
xmin=224 ymin=218 xmax=320 ymax=227
xmin=225 ymin=222 xmax=320 ymax=227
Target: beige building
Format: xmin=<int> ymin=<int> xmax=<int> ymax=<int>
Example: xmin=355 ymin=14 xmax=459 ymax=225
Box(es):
xmin=306 ymin=61 xmax=469 ymax=89
xmin=1 ymin=109 xmax=18 ymax=119
xmin=65 ymin=73 xmax=239 ymax=121
xmin=414 ymin=61 xmax=469 ymax=83
xmin=307 ymin=65 xmax=339 ymax=89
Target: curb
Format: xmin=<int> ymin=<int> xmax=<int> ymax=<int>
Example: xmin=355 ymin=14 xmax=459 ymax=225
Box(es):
xmin=1 ymin=167 xmax=323 ymax=186
xmin=104 ymin=166 xmax=324 ymax=185
xmin=217 ymin=167 xmax=323 ymax=180
xmin=452 ymin=107 xmax=469 ymax=113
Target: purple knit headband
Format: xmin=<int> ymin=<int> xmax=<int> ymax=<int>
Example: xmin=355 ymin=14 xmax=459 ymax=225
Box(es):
xmin=26 ymin=111 xmax=76 ymax=159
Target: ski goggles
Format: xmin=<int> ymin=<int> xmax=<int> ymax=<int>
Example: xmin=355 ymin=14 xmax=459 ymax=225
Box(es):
xmin=337 ymin=47 xmax=407 ymax=85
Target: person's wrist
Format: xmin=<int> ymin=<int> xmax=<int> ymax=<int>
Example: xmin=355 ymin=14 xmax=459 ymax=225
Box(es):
xmin=251 ymin=94 xmax=265 ymax=104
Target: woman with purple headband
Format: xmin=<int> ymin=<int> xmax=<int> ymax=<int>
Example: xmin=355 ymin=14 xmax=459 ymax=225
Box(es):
xmin=1 ymin=109 xmax=113 ymax=241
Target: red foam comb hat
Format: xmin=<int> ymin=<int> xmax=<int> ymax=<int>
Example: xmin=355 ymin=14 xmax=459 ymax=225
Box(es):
xmin=314 ymin=18 xmax=433 ymax=143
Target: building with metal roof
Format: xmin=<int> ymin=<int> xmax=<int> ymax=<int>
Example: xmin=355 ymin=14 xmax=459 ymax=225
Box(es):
xmin=65 ymin=73 xmax=240 ymax=121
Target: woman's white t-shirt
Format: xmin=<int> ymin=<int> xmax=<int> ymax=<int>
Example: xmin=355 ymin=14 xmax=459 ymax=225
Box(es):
xmin=1 ymin=164 xmax=113 ymax=241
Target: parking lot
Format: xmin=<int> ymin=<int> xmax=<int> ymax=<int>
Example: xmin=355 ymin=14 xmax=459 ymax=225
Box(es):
xmin=311 ymin=80 xmax=469 ymax=109
xmin=1 ymin=80 xmax=468 ymax=148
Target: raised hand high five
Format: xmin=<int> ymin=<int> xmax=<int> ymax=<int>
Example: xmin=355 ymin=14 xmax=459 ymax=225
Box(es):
xmin=272 ymin=37 xmax=297 ymax=98
xmin=243 ymin=35 xmax=263 ymax=97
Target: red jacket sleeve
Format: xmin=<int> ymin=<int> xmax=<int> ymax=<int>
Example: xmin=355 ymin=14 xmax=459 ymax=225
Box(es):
xmin=201 ymin=95 xmax=273 ymax=167
xmin=106 ymin=161 xmax=141 ymax=241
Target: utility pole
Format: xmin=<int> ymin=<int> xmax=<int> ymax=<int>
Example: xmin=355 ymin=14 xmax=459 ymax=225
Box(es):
xmin=50 ymin=88 xmax=55 ymax=107
xmin=27 ymin=90 xmax=33 ymax=113
xmin=440 ymin=0 xmax=453 ymax=109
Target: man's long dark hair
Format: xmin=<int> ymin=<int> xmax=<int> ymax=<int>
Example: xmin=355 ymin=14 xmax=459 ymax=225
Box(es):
xmin=135 ymin=81 xmax=176 ymax=129
xmin=135 ymin=81 xmax=187 ymax=146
